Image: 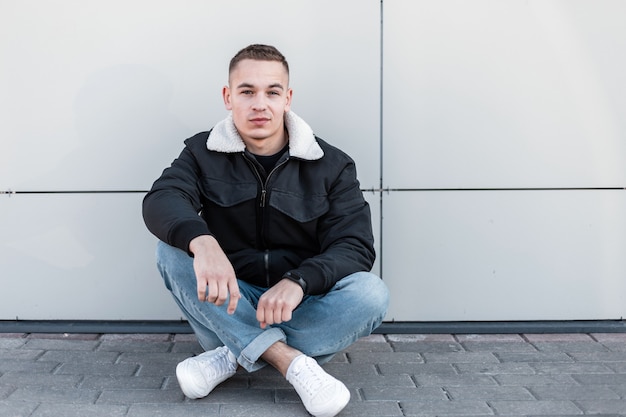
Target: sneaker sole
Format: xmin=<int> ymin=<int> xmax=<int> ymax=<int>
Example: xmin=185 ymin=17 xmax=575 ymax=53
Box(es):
xmin=308 ymin=382 xmax=350 ymax=417
xmin=176 ymin=360 xmax=210 ymax=399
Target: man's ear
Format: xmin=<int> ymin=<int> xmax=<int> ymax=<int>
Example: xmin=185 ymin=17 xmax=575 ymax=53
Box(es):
xmin=222 ymin=86 xmax=232 ymax=110
xmin=284 ymin=88 xmax=293 ymax=112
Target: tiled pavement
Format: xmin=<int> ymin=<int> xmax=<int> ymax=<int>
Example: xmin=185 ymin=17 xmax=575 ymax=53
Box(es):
xmin=1 ymin=332 xmax=626 ymax=416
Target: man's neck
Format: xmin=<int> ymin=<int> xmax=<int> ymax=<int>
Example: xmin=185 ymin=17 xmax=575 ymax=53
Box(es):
xmin=244 ymin=128 xmax=289 ymax=156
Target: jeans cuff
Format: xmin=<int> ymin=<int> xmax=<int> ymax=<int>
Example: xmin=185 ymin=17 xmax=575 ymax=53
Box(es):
xmin=238 ymin=327 xmax=286 ymax=372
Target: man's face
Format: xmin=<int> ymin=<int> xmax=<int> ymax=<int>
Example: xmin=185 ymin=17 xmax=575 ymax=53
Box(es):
xmin=223 ymin=59 xmax=292 ymax=153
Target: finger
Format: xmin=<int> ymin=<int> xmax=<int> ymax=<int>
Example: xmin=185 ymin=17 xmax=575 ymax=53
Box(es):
xmin=197 ymin=283 xmax=208 ymax=302
xmin=214 ymin=283 xmax=229 ymax=307
xmin=281 ymin=308 xmax=293 ymax=324
xmin=227 ymin=282 xmax=241 ymax=315
xmin=257 ymin=306 xmax=269 ymax=327
xmin=273 ymin=306 xmax=283 ymax=325
xmin=206 ymin=281 xmax=219 ymax=304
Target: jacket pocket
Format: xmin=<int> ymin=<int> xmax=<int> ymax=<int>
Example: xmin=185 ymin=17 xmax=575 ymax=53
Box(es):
xmin=199 ymin=177 xmax=257 ymax=207
xmin=269 ymin=189 xmax=329 ymax=223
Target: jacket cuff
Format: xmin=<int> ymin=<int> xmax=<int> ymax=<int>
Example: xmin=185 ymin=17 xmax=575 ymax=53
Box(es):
xmin=292 ymin=265 xmax=329 ymax=295
xmin=169 ymin=219 xmax=211 ymax=255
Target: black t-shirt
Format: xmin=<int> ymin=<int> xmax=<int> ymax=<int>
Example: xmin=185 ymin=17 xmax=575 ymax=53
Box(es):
xmin=253 ymin=144 xmax=289 ymax=179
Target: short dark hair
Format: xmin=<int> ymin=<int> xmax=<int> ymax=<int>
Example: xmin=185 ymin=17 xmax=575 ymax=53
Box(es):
xmin=229 ymin=44 xmax=289 ymax=78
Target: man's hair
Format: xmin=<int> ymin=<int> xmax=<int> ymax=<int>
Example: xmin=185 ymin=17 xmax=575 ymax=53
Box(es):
xmin=229 ymin=44 xmax=289 ymax=78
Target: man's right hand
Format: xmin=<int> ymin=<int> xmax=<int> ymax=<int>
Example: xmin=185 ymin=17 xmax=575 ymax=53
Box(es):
xmin=189 ymin=235 xmax=241 ymax=315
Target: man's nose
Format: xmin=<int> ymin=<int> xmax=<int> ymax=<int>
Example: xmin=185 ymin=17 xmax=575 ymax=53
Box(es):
xmin=251 ymin=95 xmax=267 ymax=111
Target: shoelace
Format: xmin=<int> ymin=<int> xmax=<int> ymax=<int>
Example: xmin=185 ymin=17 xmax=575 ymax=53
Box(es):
xmin=197 ymin=349 xmax=234 ymax=377
xmin=293 ymin=359 xmax=328 ymax=396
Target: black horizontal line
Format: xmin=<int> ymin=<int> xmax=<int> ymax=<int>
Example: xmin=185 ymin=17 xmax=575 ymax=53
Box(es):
xmin=1 ymin=190 xmax=148 ymax=195
xmin=364 ymin=187 xmax=625 ymax=192
xmin=3 ymin=187 xmax=624 ymax=195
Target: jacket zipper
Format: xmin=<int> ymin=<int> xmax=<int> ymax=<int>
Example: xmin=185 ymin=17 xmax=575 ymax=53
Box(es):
xmin=264 ymin=250 xmax=270 ymax=287
xmin=243 ymin=153 xmax=289 ymax=286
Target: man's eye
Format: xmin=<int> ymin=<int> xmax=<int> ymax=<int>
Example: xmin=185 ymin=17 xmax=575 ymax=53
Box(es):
xmin=242 ymin=90 xmax=253 ymax=95
xmin=268 ymin=91 xmax=280 ymax=96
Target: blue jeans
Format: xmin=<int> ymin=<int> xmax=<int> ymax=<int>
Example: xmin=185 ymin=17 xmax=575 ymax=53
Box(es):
xmin=156 ymin=241 xmax=389 ymax=372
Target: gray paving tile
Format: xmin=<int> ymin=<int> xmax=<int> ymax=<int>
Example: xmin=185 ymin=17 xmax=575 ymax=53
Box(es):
xmin=530 ymin=362 xmax=614 ymax=374
xmin=96 ymin=388 xmax=184 ymax=404
xmin=0 ymin=385 xmax=15 ymax=400
xmin=127 ymin=403 xmax=221 ymax=417
xmin=0 ymin=360 xmax=58 ymax=374
xmin=422 ymin=352 xmax=499 ymax=364
xmin=170 ymin=341 xmax=203 ymax=353
xmin=454 ymin=362 xmax=537 ymax=375
xmin=413 ymin=374 xmax=498 ymax=387
xmin=190 ymin=387 xmax=274 ymax=404
xmin=219 ymin=402 xmax=311 ymax=416
xmin=0 ymin=339 xmax=27 ymax=349
xmin=97 ymin=341 xmax=172 ymax=353
xmin=338 ymin=400 xmax=404 ymax=416
xmin=360 ymin=386 xmax=447 ymax=401
xmin=606 ymin=361 xmax=626 ymax=373
xmin=100 ymin=334 xmax=171 ymax=342
xmin=0 ymin=372 xmax=81 ymax=388
xmin=524 ymin=334 xmax=595 ymax=342
xmin=391 ymin=342 xmax=464 ymax=353
xmin=31 ymin=403 xmax=128 ymax=417
xmin=456 ymin=334 xmax=526 ymax=343
xmin=38 ymin=350 xmax=119 ymax=364
xmin=445 ymin=386 xmax=535 ymax=401
xmin=0 ymin=400 xmax=38 ymax=417
xmin=495 ymin=374 xmax=579 ymax=386
xmin=28 ymin=333 xmax=100 ymax=341
xmin=495 ymin=352 xmax=574 ymax=363
xmin=399 ymin=399 xmax=492 ymax=416
xmin=350 ymin=374 xmax=417 ymax=389
xmin=56 ymin=362 xmax=139 ymax=376
xmin=23 ymin=339 xmax=99 ymax=351
xmin=0 ymin=348 xmax=44 ymax=361
xmin=591 ymin=333 xmax=626 ymax=343
xmin=79 ymin=375 xmax=165 ymax=390
xmin=8 ymin=386 xmax=100 ymax=404
xmin=569 ymin=351 xmax=626 ymax=362
xmin=489 ymin=400 xmax=583 ymax=415
xmin=573 ymin=373 xmax=626 ymax=385
xmin=377 ymin=362 xmax=458 ymax=376
xmin=531 ymin=342 xmax=609 ymax=353
xmin=461 ymin=341 xmax=538 ymax=353
xmin=575 ymin=400 xmax=626 ymax=414
xmin=607 ymin=384 xmax=626 ymax=398
xmin=528 ymin=384 xmax=620 ymax=400
xmin=347 ymin=350 xmax=423 ymax=364
xmin=387 ymin=334 xmax=456 ymax=343
xmin=350 ymin=334 xmax=393 ymax=350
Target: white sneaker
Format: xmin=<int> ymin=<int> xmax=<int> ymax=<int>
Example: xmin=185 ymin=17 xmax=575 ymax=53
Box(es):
xmin=175 ymin=346 xmax=237 ymax=399
xmin=286 ymin=355 xmax=350 ymax=417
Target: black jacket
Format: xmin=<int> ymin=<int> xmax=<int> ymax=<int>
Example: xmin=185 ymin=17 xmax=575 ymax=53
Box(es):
xmin=142 ymin=111 xmax=375 ymax=295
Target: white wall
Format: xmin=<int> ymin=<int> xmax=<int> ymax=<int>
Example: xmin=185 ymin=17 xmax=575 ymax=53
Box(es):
xmin=1 ymin=0 xmax=624 ymax=322
xmin=382 ymin=0 xmax=626 ymax=321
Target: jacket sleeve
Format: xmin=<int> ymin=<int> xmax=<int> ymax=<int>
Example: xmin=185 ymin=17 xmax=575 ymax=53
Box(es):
xmin=142 ymin=139 xmax=211 ymax=253
xmin=290 ymin=158 xmax=376 ymax=295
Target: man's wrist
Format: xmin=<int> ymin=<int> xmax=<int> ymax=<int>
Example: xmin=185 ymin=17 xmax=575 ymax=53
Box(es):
xmin=282 ymin=271 xmax=307 ymax=294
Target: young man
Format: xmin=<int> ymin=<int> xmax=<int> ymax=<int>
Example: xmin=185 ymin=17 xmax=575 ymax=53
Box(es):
xmin=143 ymin=44 xmax=389 ymax=417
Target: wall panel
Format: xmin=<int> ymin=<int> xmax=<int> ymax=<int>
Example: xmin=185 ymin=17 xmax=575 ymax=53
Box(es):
xmin=0 ymin=193 xmax=180 ymax=320
xmin=383 ymin=0 xmax=626 ymax=189
xmin=383 ymin=190 xmax=626 ymax=321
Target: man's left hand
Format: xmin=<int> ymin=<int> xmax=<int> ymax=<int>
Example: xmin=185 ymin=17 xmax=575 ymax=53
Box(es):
xmin=256 ymin=279 xmax=304 ymax=329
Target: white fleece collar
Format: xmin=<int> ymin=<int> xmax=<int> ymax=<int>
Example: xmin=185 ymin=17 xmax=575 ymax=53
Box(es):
xmin=206 ymin=111 xmax=324 ymax=160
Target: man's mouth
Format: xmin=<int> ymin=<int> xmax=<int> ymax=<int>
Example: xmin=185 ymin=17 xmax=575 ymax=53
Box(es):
xmin=250 ymin=117 xmax=270 ymax=126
